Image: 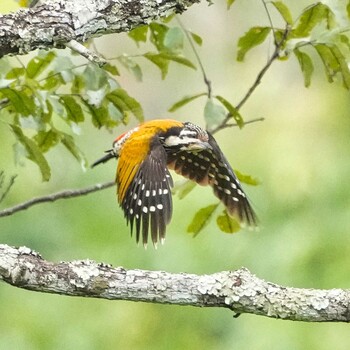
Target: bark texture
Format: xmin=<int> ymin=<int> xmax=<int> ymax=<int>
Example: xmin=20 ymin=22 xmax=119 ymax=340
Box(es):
xmin=0 ymin=0 xmax=202 ymax=58
xmin=0 ymin=244 xmax=349 ymax=322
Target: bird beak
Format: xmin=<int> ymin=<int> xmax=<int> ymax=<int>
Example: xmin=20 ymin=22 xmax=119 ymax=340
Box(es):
xmin=186 ymin=141 xmax=212 ymax=151
xmin=91 ymin=150 xmax=116 ymax=168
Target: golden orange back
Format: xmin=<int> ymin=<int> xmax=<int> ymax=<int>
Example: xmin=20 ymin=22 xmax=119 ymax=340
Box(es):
xmin=116 ymin=119 xmax=183 ymax=203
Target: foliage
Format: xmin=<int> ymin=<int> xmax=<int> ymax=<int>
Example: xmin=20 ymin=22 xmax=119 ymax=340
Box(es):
xmin=2 ymin=0 xmax=350 ymax=235
xmin=1 ymin=1 xmax=350 ymax=349
xmin=172 ymin=0 xmax=350 ymax=236
xmin=235 ymin=1 xmax=350 ymax=89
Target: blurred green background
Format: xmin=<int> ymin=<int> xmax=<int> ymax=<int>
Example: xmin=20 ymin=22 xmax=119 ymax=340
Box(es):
xmin=1 ymin=1 xmax=350 ymax=349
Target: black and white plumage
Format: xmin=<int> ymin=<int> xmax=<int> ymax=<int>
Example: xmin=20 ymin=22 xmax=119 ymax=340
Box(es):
xmin=92 ymin=119 xmax=257 ymax=246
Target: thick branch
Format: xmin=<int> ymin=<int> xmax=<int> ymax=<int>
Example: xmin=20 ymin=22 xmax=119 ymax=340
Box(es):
xmin=0 ymin=0 xmax=202 ymax=58
xmin=0 ymin=244 xmax=349 ymax=322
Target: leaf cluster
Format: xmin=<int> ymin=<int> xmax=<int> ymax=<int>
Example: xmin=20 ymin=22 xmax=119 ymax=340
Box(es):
xmin=236 ymin=1 xmax=350 ymax=89
xmin=124 ymin=21 xmax=197 ymax=80
xmin=0 ymin=17 xmax=204 ymax=181
xmin=0 ymin=51 xmax=144 ymax=181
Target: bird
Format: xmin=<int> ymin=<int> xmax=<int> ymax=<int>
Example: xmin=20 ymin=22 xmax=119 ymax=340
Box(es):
xmin=92 ymin=119 xmax=257 ymax=246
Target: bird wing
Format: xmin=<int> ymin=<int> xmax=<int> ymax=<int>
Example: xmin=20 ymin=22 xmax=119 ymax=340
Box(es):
xmin=120 ymin=137 xmax=173 ymax=246
xmin=166 ymin=133 xmax=257 ymax=226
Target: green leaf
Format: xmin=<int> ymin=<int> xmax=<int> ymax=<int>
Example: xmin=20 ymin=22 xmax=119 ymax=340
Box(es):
xmin=164 ymin=27 xmax=184 ymax=54
xmin=117 ymin=55 xmax=143 ymax=81
xmin=149 ymin=23 xmax=169 ymax=51
xmin=26 ymin=51 xmax=56 ymax=79
xmin=168 ymin=92 xmax=207 ymax=112
xmin=6 ymin=67 xmax=26 ymax=79
xmin=60 ymin=95 xmax=84 ymax=123
xmin=144 ymin=53 xmax=169 ymax=79
xmin=0 ymin=58 xmax=11 ymax=76
xmin=0 ymin=88 xmax=36 ymax=116
xmin=144 ymin=52 xmax=196 ymax=79
xmin=106 ymin=88 xmax=144 ymax=121
xmin=71 ymin=75 xmax=85 ymax=94
xmin=10 ymin=124 xmax=51 ymax=181
xmin=41 ymin=72 xmax=64 ymax=91
xmin=108 ymin=103 xmax=124 ymax=125
xmin=314 ymin=43 xmax=350 ymax=89
xmin=214 ymin=95 xmax=244 ymax=128
xmin=42 ymin=100 xmax=53 ymax=123
xmin=227 ymin=0 xmax=235 ymax=9
xmin=293 ymin=48 xmax=314 ymax=87
xmin=48 ymin=95 xmax=65 ymax=116
xmin=347 ymin=1 xmax=350 ymax=18
xmin=293 ymin=3 xmax=328 ymax=37
xmin=61 ymin=132 xmax=87 ymax=170
xmin=172 ymin=180 xmax=197 ymax=200
xmin=271 ymin=1 xmax=293 ymax=24
xmin=34 ymin=129 xmax=62 ymax=153
xmin=216 ymin=210 xmax=240 ymax=234
xmin=234 ymin=169 xmax=260 ymax=186
xmin=128 ymin=25 xmax=148 ymax=46
xmin=163 ymin=54 xmax=196 ymax=69
xmin=340 ymin=34 xmax=350 ymax=51
xmin=52 ymin=56 xmax=75 ymax=83
xmin=187 ymin=203 xmax=219 ymax=236
xmin=103 ymin=63 xmax=120 ymax=76
xmin=329 ymin=45 xmax=350 ymax=89
xmin=82 ymin=101 xmax=111 ymax=129
xmin=82 ymin=65 xmax=109 ymax=91
xmin=162 ymin=14 xmax=175 ymax=24
xmin=237 ymin=27 xmax=271 ymax=62
xmin=314 ymin=44 xmax=337 ymax=83
xmin=325 ymin=6 xmax=336 ymax=29
xmin=190 ymin=32 xmax=203 ymax=46
xmin=91 ymin=105 xmax=110 ymax=128
xmin=204 ymin=98 xmax=226 ymax=130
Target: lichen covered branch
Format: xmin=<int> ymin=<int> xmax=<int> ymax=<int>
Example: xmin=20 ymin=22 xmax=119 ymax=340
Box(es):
xmin=0 ymin=0 xmax=202 ymax=58
xmin=0 ymin=244 xmax=349 ymax=322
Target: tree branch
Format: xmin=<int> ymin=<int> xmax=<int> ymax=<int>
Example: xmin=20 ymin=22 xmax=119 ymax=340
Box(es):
xmin=0 ymin=171 xmax=17 ymax=204
xmin=65 ymin=40 xmax=107 ymax=67
xmin=0 ymin=243 xmax=349 ymax=322
xmin=210 ymin=25 xmax=291 ymax=134
xmin=0 ymin=181 xmax=115 ymax=218
xmin=0 ymin=0 xmax=202 ymax=58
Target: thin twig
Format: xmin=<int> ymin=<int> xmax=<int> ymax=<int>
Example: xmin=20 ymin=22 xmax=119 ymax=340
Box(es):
xmin=236 ymin=25 xmax=290 ymax=111
xmin=0 ymin=174 xmax=18 ymax=204
xmin=37 ymin=63 xmax=89 ymax=83
xmin=176 ymin=17 xmax=212 ymax=98
xmin=66 ymin=40 xmax=107 ymax=68
xmin=211 ymin=25 xmax=290 ymax=135
xmin=0 ymin=181 xmax=115 ymax=218
xmin=261 ymin=0 xmax=277 ymax=44
xmin=212 ymin=117 xmax=265 ymax=134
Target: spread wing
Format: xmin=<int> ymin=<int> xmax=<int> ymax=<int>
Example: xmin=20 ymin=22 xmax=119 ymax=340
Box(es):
xmin=120 ymin=138 xmax=173 ymax=246
xmin=166 ymin=133 xmax=257 ymax=226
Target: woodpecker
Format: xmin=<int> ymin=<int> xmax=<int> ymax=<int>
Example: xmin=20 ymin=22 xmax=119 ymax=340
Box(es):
xmin=92 ymin=119 xmax=257 ymax=246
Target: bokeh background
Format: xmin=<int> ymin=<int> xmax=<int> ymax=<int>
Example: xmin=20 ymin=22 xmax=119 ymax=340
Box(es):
xmin=1 ymin=1 xmax=350 ymax=349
